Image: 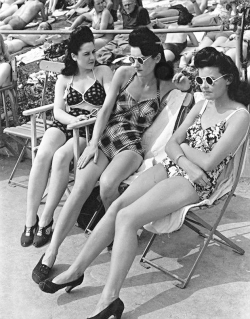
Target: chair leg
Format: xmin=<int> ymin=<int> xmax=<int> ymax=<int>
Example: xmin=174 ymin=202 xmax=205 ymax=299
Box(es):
xmin=8 ymin=139 xmax=29 ymax=188
xmin=140 ymin=233 xmax=157 ymax=269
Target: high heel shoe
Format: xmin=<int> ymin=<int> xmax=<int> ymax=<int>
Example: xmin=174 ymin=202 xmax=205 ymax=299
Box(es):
xmin=20 ymin=215 xmax=39 ymax=247
xmin=39 ymin=274 xmax=84 ymax=294
xmin=32 ymin=253 xmax=54 ymax=284
xmin=33 ymin=219 xmax=53 ymax=248
xmin=87 ymin=298 xmax=124 ymax=319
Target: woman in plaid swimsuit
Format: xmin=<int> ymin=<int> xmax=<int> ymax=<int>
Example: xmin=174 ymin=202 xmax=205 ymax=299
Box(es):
xmin=33 ymin=27 xmax=190 ymax=286
xmin=21 ymin=26 xmax=113 ymax=248
xmin=37 ymin=47 xmax=250 ymax=319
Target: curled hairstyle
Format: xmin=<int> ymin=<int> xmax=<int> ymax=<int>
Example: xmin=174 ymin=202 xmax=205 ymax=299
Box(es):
xmin=61 ymin=26 xmax=94 ymax=76
xmin=88 ymin=0 xmax=95 ymax=10
xmin=128 ymin=26 xmax=174 ymax=81
xmin=194 ymin=47 xmax=250 ymax=106
xmin=178 ymin=11 xmax=193 ymax=25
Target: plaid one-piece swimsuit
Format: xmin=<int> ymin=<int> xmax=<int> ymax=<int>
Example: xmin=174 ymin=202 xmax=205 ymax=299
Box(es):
xmin=98 ymin=73 xmax=161 ymax=161
xmin=51 ymin=70 xmax=106 ymax=140
xmin=162 ymin=101 xmax=246 ymax=201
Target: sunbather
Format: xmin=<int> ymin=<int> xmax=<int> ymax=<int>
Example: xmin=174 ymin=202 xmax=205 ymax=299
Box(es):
xmin=38 ymin=47 xmax=250 ymax=319
xmin=0 ymin=0 xmax=47 ymax=31
xmin=32 ymin=26 xmax=191 ymax=285
xmin=0 ymin=33 xmax=11 ymax=87
xmin=70 ymin=0 xmax=115 ymax=51
xmin=20 ymin=26 xmax=113 ymax=248
xmin=5 ymin=21 xmax=52 ymax=54
xmin=96 ymin=0 xmax=151 ymax=64
xmin=180 ymin=30 xmax=250 ymax=67
xmin=0 ymin=0 xmax=25 ymax=21
xmin=155 ymin=11 xmax=198 ymax=62
xmin=150 ymin=0 xmax=208 ymax=20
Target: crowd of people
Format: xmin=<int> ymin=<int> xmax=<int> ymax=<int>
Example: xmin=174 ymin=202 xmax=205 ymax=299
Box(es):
xmin=1 ymin=0 xmax=250 ymax=317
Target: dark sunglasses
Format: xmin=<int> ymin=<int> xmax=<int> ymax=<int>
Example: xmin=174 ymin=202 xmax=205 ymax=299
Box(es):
xmin=128 ymin=55 xmax=152 ymax=65
xmin=195 ymin=74 xmax=228 ymax=86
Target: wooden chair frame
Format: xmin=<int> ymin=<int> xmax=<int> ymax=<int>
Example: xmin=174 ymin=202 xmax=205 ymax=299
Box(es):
xmin=3 ymin=60 xmax=63 ymax=187
xmin=139 ymin=124 xmax=249 ymax=289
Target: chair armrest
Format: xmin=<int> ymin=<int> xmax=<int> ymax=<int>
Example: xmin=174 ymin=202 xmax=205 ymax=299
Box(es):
xmin=67 ymin=117 xmax=96 ymax=130
xmin=23 ymin=103 xmax=54 ymax=116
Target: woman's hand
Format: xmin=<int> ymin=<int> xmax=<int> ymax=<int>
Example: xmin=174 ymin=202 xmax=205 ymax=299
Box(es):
xmin=172 ymin=72 xmax=191 ymax=92
xmin=186 ymin=161 xmax=211 ymax=188
xmin=77 ymin=143 xmax=99 ymax=169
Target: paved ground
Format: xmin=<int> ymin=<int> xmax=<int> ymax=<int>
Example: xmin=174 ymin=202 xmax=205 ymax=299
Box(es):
xmin=0 ymin=153 xmax=250 ymax=319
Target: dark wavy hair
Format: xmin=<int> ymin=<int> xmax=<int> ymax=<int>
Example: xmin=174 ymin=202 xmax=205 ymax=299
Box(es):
xmin=128 ymin=26 xmax=174 ymax=81
xmin=61 ymin=26 xmax=94 ymax=76
xmin=194 ymin=47 xmax=250 ymax=106
xmin=88 ymin=0 xmax=95 ymax=10
xmin=178 ymin=11 xmax=193 ymax=25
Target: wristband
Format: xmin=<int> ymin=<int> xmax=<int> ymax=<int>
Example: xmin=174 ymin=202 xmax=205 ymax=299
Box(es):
xmin=175 ymin=154 xmax=185 ymax=166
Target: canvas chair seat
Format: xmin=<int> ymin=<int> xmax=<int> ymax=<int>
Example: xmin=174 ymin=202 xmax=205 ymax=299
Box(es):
xmin=139 ymin=107 xmax=250 ymax=289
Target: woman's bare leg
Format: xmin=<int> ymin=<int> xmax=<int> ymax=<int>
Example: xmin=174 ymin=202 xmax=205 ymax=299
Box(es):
xmin=92 ymin=175 xmax=200 ymax=316
xmin=38 ymin=137 xmax=87 ymax=227
xmin=100 ymin=150 xmax=143 ymax=210
xmin=50 ymin=163 xmax=168 ymax=284
xmin=41 ymin=150 xmax=109 ymax=268
xmin=0 ymin=62 xmax=11 ymax=87
xmin=26 ymin=128 xmax=66 ymax=227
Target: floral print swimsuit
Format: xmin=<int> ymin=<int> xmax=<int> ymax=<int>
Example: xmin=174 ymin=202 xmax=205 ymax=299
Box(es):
xmin=162 ymin=101 xmax=245 ymax=201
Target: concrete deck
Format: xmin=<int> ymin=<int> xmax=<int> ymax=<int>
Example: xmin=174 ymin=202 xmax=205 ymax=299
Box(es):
xmin=0 ymin=154 xmax=250 ymax=319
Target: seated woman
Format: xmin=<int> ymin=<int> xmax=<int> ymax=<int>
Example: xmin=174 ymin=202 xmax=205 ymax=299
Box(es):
xmin=0 ymin=33 xmax=11 ymax=88
xmin=70 ymin=0 xmax=114 ymax=51
xmin=32 ymin=26 xmax=191 ymax=284
xmin=20 ymin=26 xmax=113 ymax=248
xmin=38 ymin=47 xmax=250 ymax=319
xmin=5 ymin=21 xmax=52 ymax=54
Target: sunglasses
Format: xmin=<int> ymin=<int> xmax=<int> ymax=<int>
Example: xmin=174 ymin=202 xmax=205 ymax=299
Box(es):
xmin=128 ymin=55 xmax=152 ymax=65
xmin=195 ymin=74 xmax=228 ymax=86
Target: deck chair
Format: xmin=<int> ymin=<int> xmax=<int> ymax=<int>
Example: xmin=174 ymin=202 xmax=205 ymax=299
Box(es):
xmin=139 ymin=109 xmax=250 ymax=289
xmin=0 ymin=57 xmax=19 ymax=156
xmin=67 ymin=89 xmax=194 ymax=233
xmin=3 ymin=60 xmax=63 ymax=187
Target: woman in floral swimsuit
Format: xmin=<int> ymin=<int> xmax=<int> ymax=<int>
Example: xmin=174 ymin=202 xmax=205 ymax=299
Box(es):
xmin=21 ymin=26 xmax=113 ymax=248
xmin=37 ymin=47 xmax=250 ymax=319
xmin=32 ymin=26 xmax=190 ymax=286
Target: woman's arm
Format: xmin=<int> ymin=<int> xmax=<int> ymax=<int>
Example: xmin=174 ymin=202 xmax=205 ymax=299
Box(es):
xmin=77 ymin=67 xmax=128 ymax=168
xmin=98 ymin=64 xmax=113 ymax=93
xmin=70 ymin=12 xmax=92 ymax=29
xmin=93 ymin=9 xmax=111 ymax=39
xmin=180 ymin=109 xmax=250 ymax=171
xmin=53 ymin=75 xmax=80 ymax=124
xmin=166 ymin=101 xmax=211 ymax=184
xmin=188 ymin=32 xmax=199 ymax=47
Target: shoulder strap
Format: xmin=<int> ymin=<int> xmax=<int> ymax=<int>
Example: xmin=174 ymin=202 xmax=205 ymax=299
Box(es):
xmin=199 ymin=100 xmax=209 ymax=115
xmin=225 ymin=107 xmax=249 ymax=121
xmin=156 ymin=79 xmax=161 ymax=106
xmin=120 ymin=73 xmax=136 ymax=94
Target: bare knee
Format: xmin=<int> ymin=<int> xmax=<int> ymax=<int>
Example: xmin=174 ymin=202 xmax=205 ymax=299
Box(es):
xmin=115 ymin=208 xmax=138 ymax=232
xmin=52 ymin=148 xmax=72 ymax=170
xmin=99 ymin=173 xmax=119 ymax=203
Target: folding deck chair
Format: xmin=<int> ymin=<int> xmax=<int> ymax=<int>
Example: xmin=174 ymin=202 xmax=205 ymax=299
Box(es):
xmin=139 ymin=109 xmax=250 ymax=289
xmin=3 ymin=60 xmax=64 ymax=187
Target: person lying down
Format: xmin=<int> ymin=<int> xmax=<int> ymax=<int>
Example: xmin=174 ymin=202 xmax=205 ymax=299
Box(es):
xmin=5 ymin=21 xmax=51 ymax=54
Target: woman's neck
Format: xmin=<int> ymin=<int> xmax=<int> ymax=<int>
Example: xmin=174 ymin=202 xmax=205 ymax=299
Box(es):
xmin=213 ymin=93 xmax=234 ymax=112
xmin=136 ymin=73 xmax=156 ymax=88
xmin=77 ymin=68 xmax=94 ymax=78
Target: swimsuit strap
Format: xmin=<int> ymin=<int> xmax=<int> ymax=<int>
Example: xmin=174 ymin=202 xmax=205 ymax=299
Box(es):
xmin=120 ymin=73 xmax=137 ymax=94
xmin=199 ymin=100 xmax=209 ymax=115
xmin=92 ymin=68 xmax=97 ymax=81
xmin=225 ymin=107 xmax=249 ymax=121
xmin=156 ymin=78 xmax=161 ymax=106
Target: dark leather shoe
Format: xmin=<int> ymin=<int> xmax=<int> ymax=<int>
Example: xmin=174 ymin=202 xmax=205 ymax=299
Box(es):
xmin=32 ymin=254 xmax=52 ymax=284
xmin=33 ymin=219 xmax=53 ymax=248
xmin=20 ymin=215 xmax=39 ymax=247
